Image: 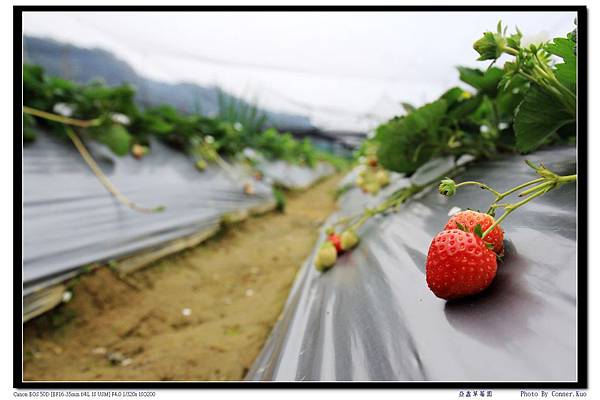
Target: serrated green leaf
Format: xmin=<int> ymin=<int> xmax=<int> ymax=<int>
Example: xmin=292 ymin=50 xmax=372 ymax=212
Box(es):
xmin=496 ymin=75 xmax=528 ymax=119
xmin=440 ymin=87 xmax=465 ymax=105
xmin=447 ymin=94 xmax=484 ymax=120
xmin=473 ymin=224 xmax=483 ymax=238
xmin=545 ymin=37 xmax=575 ymax=61
xmin=96 ymin=124 xmax=132 ymax=156
xmin=545 ymin=37 xmax=576 ymax=94
xmin=514 ymin=85 xmax=575 ymax=153
xmin=375 ymin=100 xmax=447 ymax=173
xmin=455 ymin=222 xmax=466 ymax=232
xmin=458 ymin=66 xmax=504 ymax=98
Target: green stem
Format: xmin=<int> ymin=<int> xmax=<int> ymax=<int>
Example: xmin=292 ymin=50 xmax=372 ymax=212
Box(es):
xmin=533 ymin=63 xmax=554 ymax=82
xmin=485 ymin=177 xmax=545 ymax=214
xmin=498 ymin=177 xmax=546 ymax=199
xmin=502 ymin=46 xmax=519 ymax=56
xmin=518 ymin=181 xmax=554 ymax=197
xmin=455 ymin=181 xmax=501 ymax=197
xmin=482 ymin=188 xmax=547 ymax=238
xmin=529 ymin=60 xmax=576 ymax=114
xmin=559 ymin=174 xmax=577 ymax=183
xmin=349 ymin=167 xmax=460 ymax=232
xmin=65 ymin=127 xmax=164 ymax=214
xmin=23 ymin=106 xmax=101 ymax=128
xmin=482 ymin=172 xmax=576 ymax=238
xmin=518 ymin=71 xmax=539 ymax=83
xmin=331 ymin=215 xmax=360 ymax=227
xmin=412 ymin=142 xmax=426 ymax=163
xmin=533 ymin=52 xmax=576 ymax=102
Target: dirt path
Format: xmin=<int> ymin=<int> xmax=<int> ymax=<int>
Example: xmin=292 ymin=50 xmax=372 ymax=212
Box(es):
xmin=24 ymin=174 xmax=342 ymax=381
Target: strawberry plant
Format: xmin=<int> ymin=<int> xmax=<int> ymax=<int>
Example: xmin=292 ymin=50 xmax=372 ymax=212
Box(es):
xmin=426 ymin=160 xmax=576 ymax=300
xmin=315 ymin=22 xmax=577 ymax=274
xmin=23 ymin=64 xmax=340 ymax=170
xmin=438 ymin=160 xmax=576 ymax=240
xmin=474 ymin=22 xmax=576 ymax=152
xmin=375 ymin=65 xmax=524 ymax=175
xmin=23 ymin=65 xmax=138 ymax=156
xmin=22 ymin=65 xmax=350 ymax=215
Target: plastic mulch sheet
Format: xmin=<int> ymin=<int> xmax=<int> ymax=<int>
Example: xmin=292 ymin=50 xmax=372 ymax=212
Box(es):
xmin=247 ymin=147 xmax=577 ymax=382
xmin=242 ymin=148 xmax=336 ymax=190
xmin=259 ymin=160 xmax=336 ymax=190
xmin=23 ymin=131 xmax=275 ymax=294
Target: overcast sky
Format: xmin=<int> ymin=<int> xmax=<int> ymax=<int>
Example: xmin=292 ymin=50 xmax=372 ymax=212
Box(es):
xmin=22 ymin=11 xmax=576 ymax=131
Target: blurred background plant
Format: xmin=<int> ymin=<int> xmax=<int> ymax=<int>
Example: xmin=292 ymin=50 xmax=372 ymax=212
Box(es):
xmin=23 ymin=64 xmax=348 ymax=170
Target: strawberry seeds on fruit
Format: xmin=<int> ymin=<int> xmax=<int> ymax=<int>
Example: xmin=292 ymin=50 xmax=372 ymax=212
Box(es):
xmin=426 ymin=229 xmax=497 ymax=300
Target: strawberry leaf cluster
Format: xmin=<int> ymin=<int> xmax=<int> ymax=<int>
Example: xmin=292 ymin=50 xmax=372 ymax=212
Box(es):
xmin=23 ymin=64 xmax=340 ymax=168
xmin=371 ymin=24 xmax=576 ymax=176
xmin=374 ymin=65 xmax=525 ymax=174
xmin=474 ymin=22 xmax=577 ymax=153
xmin=23 ymin=64 xmax=138 ymax=156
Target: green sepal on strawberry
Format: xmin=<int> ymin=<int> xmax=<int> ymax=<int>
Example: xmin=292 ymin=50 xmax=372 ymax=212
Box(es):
xmin=426 ymin=229 xmax=497 ymax=300
xmin=445 ymin=210 xmax=504 ymax=255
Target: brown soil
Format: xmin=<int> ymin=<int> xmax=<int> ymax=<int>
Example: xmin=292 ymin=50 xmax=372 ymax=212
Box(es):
xmin=23 ymin=174 xmax=341 ymax=381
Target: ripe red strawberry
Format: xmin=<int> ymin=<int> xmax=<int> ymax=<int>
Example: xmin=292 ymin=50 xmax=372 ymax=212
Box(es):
xmin=426 ymin=229 xmax=497 ymax=300
xmin=445 ymin=210 xmax=504 ymax=254
xmin=328 ymin=233 xmax=343 ymax=253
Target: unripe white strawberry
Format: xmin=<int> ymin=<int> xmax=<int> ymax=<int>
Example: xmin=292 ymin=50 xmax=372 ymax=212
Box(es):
xmin=132 ymin=144 xmax=148 ymax=159
xmin=364 ymin=182 xmax=380 ymax=194
xmin=376 ymin=170 xmax=390 ymax=187
xmin=243 ymin=182 xmax=255 ymax=195
xmin=340 ymin=229 xmax=359 ymax=251
xmin=315 ymin=242 xmax=337 ymax=271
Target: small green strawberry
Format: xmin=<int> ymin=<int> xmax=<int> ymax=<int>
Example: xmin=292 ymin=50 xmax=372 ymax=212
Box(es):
xmin=315 ymin=242 xmax=337 ymax=271
xmin=196 ymin=159 xmax=207 ymax=171
xmin=340 ymin=229 xmax=359 ymax=251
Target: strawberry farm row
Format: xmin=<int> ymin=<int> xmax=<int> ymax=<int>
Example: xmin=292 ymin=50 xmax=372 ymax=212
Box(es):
xmin=23 ymin=64 xmax=347 ymax=171
xmin=247 ymin=22 xmax=579 ymax=380
xmin=22 ymin=56 xmax=346 ymax=320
